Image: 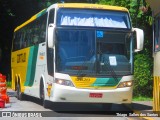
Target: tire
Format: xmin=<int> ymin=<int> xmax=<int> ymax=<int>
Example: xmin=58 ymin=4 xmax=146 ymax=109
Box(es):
xmin=43 ymin=100 xmax=50 ymax=109
xmin=40 ymin=81 xmax=49 ymax=108
xmin=16 ymin=83 xmax=24 ymax=101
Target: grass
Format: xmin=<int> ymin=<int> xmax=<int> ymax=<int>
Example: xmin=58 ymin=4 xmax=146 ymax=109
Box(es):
xmin=133 ymin=96 xmax=153 ymax=101
xmin=6 ymin=81 xmax=11 ymax=88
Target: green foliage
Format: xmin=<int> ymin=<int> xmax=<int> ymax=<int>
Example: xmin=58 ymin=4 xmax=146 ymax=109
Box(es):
xmin=98 ymin=0 xmax=152 ymax=27
xmin=38 ymin=0 xmax=58 ymax=8
xmin=133 ymin=96 xmax=153 ymax=101
xmin=7 ymin=81 xmax=11 ymax=88
xmin=98 ymin=0 xmax=130 ymax=7
xmin=134 ymin=52 xmax=153 ymax=97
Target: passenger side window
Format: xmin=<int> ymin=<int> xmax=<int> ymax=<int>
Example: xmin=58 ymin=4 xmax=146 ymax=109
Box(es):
xmin=12 ymin=13 xmax=47 ymax=51
xmin=47 ymin=8 xmax=55 ymax=76
xmin=48 ymin=9 xmax=55 ymax=24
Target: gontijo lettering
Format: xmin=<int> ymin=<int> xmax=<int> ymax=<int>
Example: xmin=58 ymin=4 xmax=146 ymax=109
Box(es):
xmin=17 ymin=53 xmax=26 ymax=63
xmin=76 ymin=77 xmax=91 ymax=81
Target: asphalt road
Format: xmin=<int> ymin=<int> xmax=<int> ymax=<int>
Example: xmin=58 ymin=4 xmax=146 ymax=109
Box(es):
xmin=0 ymin=89 xmax=158 ymax=120
xmin=1 ymin=96 xmax=131 ymax=115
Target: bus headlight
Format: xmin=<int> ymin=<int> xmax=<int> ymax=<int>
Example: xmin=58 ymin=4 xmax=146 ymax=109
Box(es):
xmin=117 ymin=81 xmax=133 ymax=88
xmin=55 ymin=79 xmax=74 ymax=87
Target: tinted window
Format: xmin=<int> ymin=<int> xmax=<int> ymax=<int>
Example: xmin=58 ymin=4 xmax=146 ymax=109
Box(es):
xmin=57 ymin=8 xmax=131 ymax=29
xmin=12 ymin=13 xmax=47 ymax=51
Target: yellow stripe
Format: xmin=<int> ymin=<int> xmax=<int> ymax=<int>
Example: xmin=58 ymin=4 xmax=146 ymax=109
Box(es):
xmin=158 ymin=77 xmax=160 ymax=111
xmin=153 ymin=76 xmax=160 ymax=111
xmin=57 ymin=3 xmax=128 ymax=12
xmin=70 ymin=76 xmax=117 ymax=89
xmin=14 ymin=16 xmax=36 ymax=32
xmin=14 ymin=9 xmax=46 ymax=32
xmin=71 ymin=76 xmax=96 ymax=88
xmin=153 ymin=77 xmax=156 ymax=111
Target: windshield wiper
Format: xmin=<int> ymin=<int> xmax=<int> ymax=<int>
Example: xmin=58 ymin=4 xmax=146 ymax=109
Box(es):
xmin=77 ymin=49 xmax=94 ymax=77
xmin=102 ymin=56 xmax=119 ymax=83
xmin=97 ymin=47 xmax=118 ymax=83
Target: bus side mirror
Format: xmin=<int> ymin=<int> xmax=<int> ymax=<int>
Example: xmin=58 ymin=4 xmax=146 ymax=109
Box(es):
xmin=133 ymin=28 xmax=144 ymax=52
xmin=48 ymin=24 xmax=55 ymax=48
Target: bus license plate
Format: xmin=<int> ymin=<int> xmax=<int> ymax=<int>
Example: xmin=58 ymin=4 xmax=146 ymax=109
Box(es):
xmin=89 ymin=93 xmax=103 ymax=98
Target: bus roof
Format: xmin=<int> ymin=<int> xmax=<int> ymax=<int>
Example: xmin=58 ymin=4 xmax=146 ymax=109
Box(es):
xmin=55 ymin=3 xmax=128 ymax=12
xmin=146 ymin=0 xmax=160 ymax=16
xmin=14 ymin=3 xmax=128 ymax=32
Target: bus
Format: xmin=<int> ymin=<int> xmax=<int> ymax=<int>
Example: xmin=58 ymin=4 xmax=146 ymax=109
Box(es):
xmin=11 ymin=3 xmax=144 ymax=109
xmin=146 ymin=0 xmax=160 ymax=111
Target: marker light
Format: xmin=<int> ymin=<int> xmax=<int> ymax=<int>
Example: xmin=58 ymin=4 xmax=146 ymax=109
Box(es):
xmin=55 ymin=79 xmax=74 ymax=87
xmin=117 ymin=81 xmax=133 ymax=88
xmin=71 ymin=66 xmax=88 ymax=70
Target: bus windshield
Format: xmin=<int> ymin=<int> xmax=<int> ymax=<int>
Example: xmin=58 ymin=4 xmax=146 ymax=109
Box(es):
xmin=57 ymin=8 xmax=131 ymax=29
xmin=56 ymin=28 xmax=133 ymax=76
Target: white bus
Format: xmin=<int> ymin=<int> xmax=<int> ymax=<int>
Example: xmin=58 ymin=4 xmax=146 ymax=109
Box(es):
xmin=11 ymin=3 xmax=144 ymax=109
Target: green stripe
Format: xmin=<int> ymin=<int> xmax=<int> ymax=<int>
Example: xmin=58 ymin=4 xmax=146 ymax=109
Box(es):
xmin=91 ymin=78 xmax=121 ymax=87
xmin=24 ymin=45 xmax=39 ymax=86
xmin=36 ymin=9 xmax=47 ymax=18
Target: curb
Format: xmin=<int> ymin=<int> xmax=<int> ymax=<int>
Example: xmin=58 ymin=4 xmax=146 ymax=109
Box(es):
xmin=7 ymin=89 xmax=16 ymax=97
xmin=124 ymin=104 xmax=155 ymax=120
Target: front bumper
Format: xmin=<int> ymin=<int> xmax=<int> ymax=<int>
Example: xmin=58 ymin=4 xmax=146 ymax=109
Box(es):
xmin=50 ymin=84 xmax=133 ymax=104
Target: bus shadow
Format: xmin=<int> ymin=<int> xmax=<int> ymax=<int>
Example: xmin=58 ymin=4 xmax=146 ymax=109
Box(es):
xmin=131 ymin=102 xmax=153 ymax=111
xmin=49 ymin=102 xmax=134 ymax=117
xmin=24 ymin=95 xmax=134 ymax=116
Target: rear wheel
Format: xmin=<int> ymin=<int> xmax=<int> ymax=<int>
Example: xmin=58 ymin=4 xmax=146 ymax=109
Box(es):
xmin=16 ymin=83 xmax=24 ymax=100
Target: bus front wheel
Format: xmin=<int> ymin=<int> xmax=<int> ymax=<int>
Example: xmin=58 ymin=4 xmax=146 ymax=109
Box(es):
xmin=40 ymin=81 xmax=49 ymax=108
